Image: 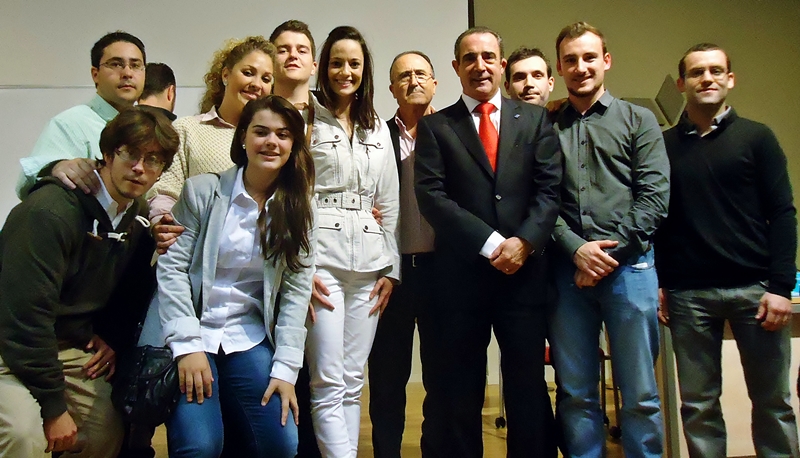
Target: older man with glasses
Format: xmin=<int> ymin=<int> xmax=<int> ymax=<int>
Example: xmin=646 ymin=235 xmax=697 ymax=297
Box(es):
xmin=16 ymin=31 xmax=147 ymax=198
xmin=366 ymin=50 xmax=437 ymax=458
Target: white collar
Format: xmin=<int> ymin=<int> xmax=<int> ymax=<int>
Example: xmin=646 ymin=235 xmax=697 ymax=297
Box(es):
xmin=93 ymin=169 xmax=132 ymax=223
xmin=461 ymin=90 xmax=503 ymax=114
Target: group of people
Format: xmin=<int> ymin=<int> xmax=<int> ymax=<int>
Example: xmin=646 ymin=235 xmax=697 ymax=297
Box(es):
xmin=0 ymin=17 xmax=796 ymax=458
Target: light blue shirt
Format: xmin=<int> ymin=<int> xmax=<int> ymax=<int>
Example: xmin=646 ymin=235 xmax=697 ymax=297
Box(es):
xmin=16 ymin=94 xmax=118 ymax=198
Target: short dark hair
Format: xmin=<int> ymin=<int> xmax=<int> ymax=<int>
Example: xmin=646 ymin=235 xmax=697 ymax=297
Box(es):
xmin=99 ymin=106 xmax=179 ymax=171
xmin=555 ymin=22 xmax=606 ymax=60
xmin=389 ymin=50 xmax=435 ymax=82
xmin=506 ymin=47 xmax=552 ymax=82
xmin=317 ymin=26 xmax=378 ymax=132
xmin=91 ymin=31 xmax=146 ymax=68
xmin=454 ymin=26 xmax=503 ymax=62
xmin=270 ymin=20 xmax=316 ymax=59
xmin=140 ymin=63 xmax=176 ymax=100
xmin=230 ymin=95 xmax=315 ymax=272
xmin=678 ymin=43 xmax=731 ymax=79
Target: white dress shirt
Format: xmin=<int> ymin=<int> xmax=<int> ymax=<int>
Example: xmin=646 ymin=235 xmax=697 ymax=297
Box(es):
xmin=170 ymin=168 xmax=271 ymax=357
xmin=460 ymin=91 xmax=507 ymax=258
xmin=93 ymin=169 xmax=132 ymax=228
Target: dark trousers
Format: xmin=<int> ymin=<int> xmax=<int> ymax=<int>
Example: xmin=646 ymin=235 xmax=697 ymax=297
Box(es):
xmin=368 ymin=253 xmax=436 ymax=458
xmin=296 ymin=361 xmax=322 ymax=458
xmin=423 ymin=261 xmax=556 ymax=458
xmin=116 ymin=423 xmax=156 ymax=458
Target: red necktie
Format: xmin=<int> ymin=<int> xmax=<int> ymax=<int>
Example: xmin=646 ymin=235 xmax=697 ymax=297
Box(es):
xmin=476 ymin=102 xmax=498 ymax=171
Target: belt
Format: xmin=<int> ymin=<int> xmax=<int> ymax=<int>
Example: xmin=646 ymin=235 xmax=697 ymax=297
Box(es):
xmin=402 ymin=252 xmax=434 ymax=268
xmin=317 ymin=192 xmax=373 ymax=210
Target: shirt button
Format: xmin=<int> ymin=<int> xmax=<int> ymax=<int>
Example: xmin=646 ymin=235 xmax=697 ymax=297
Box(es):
xmin=495 ymin=194 xmax=502 ymax=201
xmin=580 ymin=163 xmax=586 ymax=169
xmin=582 ymin=210 xmax=587 ymax=215
xmin=334 ymin=135 xmax=340 ymax=140
xmin=580 ymin=140 xmax=587 ymax=145
xmin=580 ymin=186 xmax=586 ymax=191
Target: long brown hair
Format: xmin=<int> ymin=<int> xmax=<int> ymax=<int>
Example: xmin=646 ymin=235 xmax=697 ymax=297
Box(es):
xmin=200 ymin=36 xmax=276 ymax=114
xmin=316 ymin=26 xmax=377 ymax=131
xmin=230 ymin=96 xmax=315 ymax=272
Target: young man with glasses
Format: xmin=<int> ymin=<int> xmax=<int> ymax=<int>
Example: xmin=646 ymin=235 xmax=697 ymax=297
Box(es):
xmin=16 ymin=31 xmax=146 ymax=198
xmin=0 ymin=106 xmax=178 ymax=458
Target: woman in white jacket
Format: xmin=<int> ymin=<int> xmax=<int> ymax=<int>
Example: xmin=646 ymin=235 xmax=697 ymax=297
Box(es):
xmin=306 ymin=26 xmax=400 ymax=458
xmin=157 ymin=95 xmax=315 ymax=458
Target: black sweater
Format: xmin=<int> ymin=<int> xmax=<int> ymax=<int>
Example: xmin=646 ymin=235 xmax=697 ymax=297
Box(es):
xmin=0 ymin=178 xmax=152 ymax=419
xmin=655 ymin=110 xmax=797 ymax=298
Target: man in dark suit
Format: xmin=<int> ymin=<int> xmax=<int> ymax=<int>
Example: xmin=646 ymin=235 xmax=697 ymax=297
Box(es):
xmin=368 ymin=50 xmax=437 ymax=458
xmin=414 ymin=26 xmax=562 ymax=458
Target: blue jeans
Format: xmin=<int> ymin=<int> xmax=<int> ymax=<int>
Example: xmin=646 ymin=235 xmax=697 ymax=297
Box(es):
xmin=549 ymin=250 xmax=663 ymax=458
xmin=166 ymin=340 xmax=299 ymax=458
xmin=666 ymin=283 xmax=799 ymax=458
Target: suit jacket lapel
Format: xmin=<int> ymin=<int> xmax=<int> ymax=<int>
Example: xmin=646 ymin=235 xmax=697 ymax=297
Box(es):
xmin=387 ymin=116 xmax=401 ymax=178
xmin=496 ymin=98 xmax=521 ymax=184
xmin=449 ymin=99 xmax=494 ymax=178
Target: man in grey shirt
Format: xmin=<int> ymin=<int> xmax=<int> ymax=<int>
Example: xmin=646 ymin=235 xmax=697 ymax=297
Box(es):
xmin=548 ymin=22 xmax=669 ymax=458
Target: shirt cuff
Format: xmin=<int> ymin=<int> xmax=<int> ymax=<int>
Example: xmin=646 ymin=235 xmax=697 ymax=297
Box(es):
xmin=270 ymin=360 xmax=298 ymax=385
xmin=479 ymin=231 xmax=506 ymax=258
xmin=169 ymin=337 xmax=204 ymax=359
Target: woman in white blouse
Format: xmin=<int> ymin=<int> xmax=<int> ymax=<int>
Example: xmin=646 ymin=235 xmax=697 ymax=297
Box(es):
xmin=305 ymin=26 xmax=400 ymax=458
xmin=157 ymin=95 xmax=315 ymax=458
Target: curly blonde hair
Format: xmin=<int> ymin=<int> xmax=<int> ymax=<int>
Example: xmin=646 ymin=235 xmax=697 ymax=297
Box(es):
xmin=199 ymin=36 xmax=276 ymax=113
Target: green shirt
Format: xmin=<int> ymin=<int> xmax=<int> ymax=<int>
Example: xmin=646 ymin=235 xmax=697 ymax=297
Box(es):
xmin=552 ymin=91 xmax=670 ymax=263
xmin=16 ymin=94 xmax=118 ymax=198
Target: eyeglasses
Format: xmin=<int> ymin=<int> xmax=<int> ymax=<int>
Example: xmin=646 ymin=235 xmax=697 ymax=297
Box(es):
xmin=394 ymin=70 xmax=432 ymax=84
xmin=116 ymin=146 xmax=165 ymax=171
xmin=99 ymin=59 xmax=145 ymax=72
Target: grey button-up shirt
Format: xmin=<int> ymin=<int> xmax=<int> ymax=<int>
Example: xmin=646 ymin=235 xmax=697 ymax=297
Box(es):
xmin=552 ymin=91 xmax=670 ymax=263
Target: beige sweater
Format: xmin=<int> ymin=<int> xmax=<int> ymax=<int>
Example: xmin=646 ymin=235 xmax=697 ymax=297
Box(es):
xmin=149 ymin=108 xmax=235 ymax=218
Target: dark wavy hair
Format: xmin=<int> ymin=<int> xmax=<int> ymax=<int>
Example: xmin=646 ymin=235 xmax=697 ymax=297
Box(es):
xmin=230 ymin=96 xmax=315 ymax=272
xmin=316 ymin=26 xmax=378 ymax=132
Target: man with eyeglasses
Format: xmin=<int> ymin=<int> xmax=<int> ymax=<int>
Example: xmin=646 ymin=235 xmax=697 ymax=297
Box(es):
xmin=655 ymin=43 xmax=799 ymax=457
xmin=16 ymin=31 xmax=146 ymax=199
xmin=0 ymin=106 xmax=178 ymax=458
xmin=367 ymin=50 xmax=437 ymax=458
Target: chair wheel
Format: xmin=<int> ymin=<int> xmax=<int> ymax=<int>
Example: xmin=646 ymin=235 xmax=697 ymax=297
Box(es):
xmin=495 ymin=417 xmax=506 ymax=428
xmin=609 ymin=425 xmax=622 ymax=439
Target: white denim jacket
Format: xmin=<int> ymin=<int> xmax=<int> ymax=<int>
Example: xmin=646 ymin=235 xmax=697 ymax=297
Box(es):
xmin=311 ymin=100 xmax=400 ymax=281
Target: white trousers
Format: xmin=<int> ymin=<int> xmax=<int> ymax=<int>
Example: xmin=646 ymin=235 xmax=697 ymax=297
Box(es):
xmin=306 ymin=266 xmax=380 ymax=458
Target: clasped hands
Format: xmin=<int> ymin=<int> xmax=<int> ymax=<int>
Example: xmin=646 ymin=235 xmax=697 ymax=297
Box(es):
xmin=489 ymin=237 xmax=532 ymax=275
xmin=572 ymin=240 xmax=619 ymax=288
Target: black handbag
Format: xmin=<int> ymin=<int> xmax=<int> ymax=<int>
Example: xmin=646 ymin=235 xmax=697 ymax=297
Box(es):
xmin=111 ymin=344 xmax=180 ymax=426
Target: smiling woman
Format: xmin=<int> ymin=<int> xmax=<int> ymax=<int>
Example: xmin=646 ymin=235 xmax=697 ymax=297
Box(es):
xmin=305 ymin=26 xmax=400 ymax=458
xmin=156 ymin=95 xmax=316 ymax=458
xmin=148 ymin=36 xmax=276 ymax=241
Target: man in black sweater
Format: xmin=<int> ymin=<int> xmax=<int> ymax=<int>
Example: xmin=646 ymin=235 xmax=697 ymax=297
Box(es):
xmin=0 ymin=107 xmax=178 ymax=458
xmin=655 ymin=43 xmax=799 ymax=457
